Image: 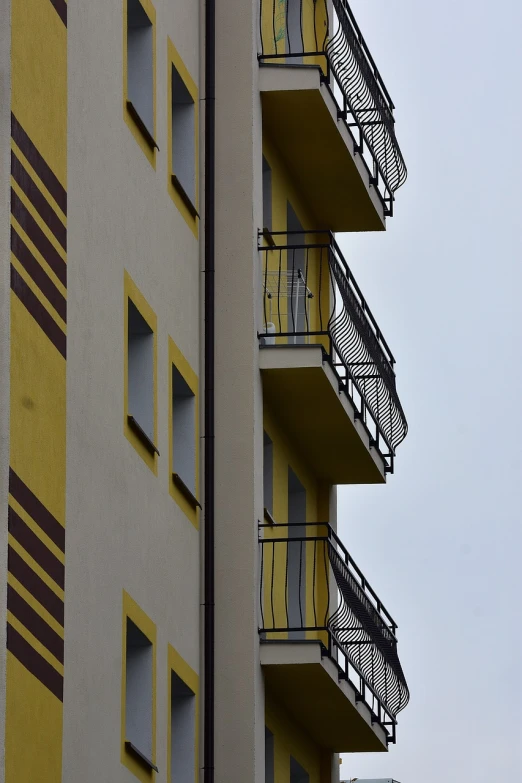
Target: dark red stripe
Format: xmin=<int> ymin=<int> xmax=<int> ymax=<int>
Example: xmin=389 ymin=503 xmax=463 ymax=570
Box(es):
xmin=11 ymin=227 xmax=66 ymax=323
xmin=9 ymin=468 xmax=65 ymax=552
xmin=8 ymin=545 xmax=64 ymax=626
xmin=49 ymin=0 xmax=67 ymax=27
xmin=8 ymin=506 xmax=65 ymax=590
xmin=11 ymin=152 xmax=66 ymax=251
xmin=7 ymin=584 xmax=64 ymax=664
xmin=11 ymin=189 xmax=66 ymax=287
xmin=11 ymin=114 xmax=67 ymax=215
xmin=11 ymin=265 xmax=66 ymax=359
xmin=6 ymin=623 xmax=63 ymax=701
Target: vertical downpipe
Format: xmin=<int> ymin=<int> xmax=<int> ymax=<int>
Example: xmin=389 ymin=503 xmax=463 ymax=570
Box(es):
xmin=203 ymin=0 xmax=215 ymax=777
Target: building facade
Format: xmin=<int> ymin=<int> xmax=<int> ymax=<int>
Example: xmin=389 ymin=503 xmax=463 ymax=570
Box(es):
xmin=0 ymin=0 xmax=409 ymax=782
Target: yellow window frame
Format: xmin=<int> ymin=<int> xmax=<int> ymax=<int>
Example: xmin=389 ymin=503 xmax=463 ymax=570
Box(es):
xmin=123 ymin=0 xmax=158 ymax=167
xmin=167 ymin=37 xmax=199 ymax=237
xmin=167 ymin=644 xmax=199 ymax=783
xmin=169 ymin=337 xmax=199 ymax=528
xmin=121 ymin=591 xmax=157 ymax=782
xmin=124 ymin=271 xmax=158 ymax=474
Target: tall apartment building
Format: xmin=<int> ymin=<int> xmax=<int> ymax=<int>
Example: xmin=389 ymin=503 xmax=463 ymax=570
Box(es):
xmin=0 ymin=0 xmax=409 ymax=781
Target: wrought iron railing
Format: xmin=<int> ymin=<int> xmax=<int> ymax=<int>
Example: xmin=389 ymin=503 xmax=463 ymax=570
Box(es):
xmin=259 ymin=522 xmax=409 ymax=742
xmin=259 ymin=231 xmax=407 ymax=470
xmin=259 ymin=0 xmax=406 ymax=215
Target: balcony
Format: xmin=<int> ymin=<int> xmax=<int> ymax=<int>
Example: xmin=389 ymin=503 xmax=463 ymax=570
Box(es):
xmin=259 ymin=522 xmax=409 ymax=750
xmin=259 ymin=0 xmax=406 ymax=229
xmin=259 ymin=231 xmax=407 ymax=482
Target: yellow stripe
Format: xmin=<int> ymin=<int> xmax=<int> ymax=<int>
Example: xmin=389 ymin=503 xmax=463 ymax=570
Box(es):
xmin=10 ymin=212 xmax=67 ymax=298
xmin=7 ymin=612 xmax=64 ymax=675
xmin=7 ymin=573 xmax=64 ymax=638
xmin=11 ymin=140 xmax=67 ymax=223
xmin=9 ymin=496 xmax=65 ymax=565
xmin=8 ymin=536 xmax=65 ymax=601
xmin=10 ymin=178 xmax=67 ymax=262
xmin=10 ymin=255 xmax=67 ymax=332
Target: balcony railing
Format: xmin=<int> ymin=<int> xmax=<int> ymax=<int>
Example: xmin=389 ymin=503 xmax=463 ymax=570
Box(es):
xmin=259 ymin=522 xmax=410 ymax=743
xmin=259 ymin=0 xmax=406 ymax=215
xmin=259 ymin=231 xmax=407 ymax=471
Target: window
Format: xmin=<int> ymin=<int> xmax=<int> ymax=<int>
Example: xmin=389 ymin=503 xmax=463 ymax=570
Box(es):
xmin=170 ymin=672 xmax=196 ymax=781
xmin=169 ymin=338 xmax=199 ymax=526
xmin=263 ymin=432 xmax=274 ymax=521
xmin=265 ymin=727 xmax=275 ymax=783
xmin=168 ymin=39 xmax=199 ymax=231
xmin=125 ymin=620 xmax=154 ymax=764
xmin=171 ymin=66 xmax=196 ymax=208
xmin=172 ymin=366 xmax=196 ymax=494
xmin=125 ymin=0 xmax=157 ymax=159
xmin=262 ymin=157 xmax=272 ymax=233
xmin=125 ymin=272 xmax=158 ymax=470
xmin=290 ymin=757 xmax=309 ymax=783
xmin=168 ymin=645 xmax=198 ymax=783
xmin=128 ymin=301 xmax=154 ymax=443
xmin=122 ymin=593 xmax=157 ymax=780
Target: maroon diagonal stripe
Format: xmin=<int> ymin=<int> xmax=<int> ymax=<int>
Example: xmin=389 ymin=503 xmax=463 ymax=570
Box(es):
xmin=11 ymin=152 xmax=66 ymax=251
xmin=7 ymin=584 xmax=64 ymax=664
xmin=9 ymin=468 xmax=65 ymax=552
xmin=8 ymin=545 xmax=64 ymax=626
xmin=11 ymin=189 xmax=66 ymax=287
xmin=49 ymin=0 xmax=67 ymax=27
xmin=11 ymin=226 xmax=66 ymax=323
xmin=6 ymin=623 xmax=63 ymax=701
xmin=11 ymin=114 xmax=67 ymax=215
xmin=10 ymin=265 xmax=66 ymax=359
xmin=8 ymin=506 xmax=65 ymax=590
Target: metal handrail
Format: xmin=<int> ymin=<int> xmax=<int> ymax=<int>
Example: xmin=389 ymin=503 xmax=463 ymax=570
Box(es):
xmin=259 ymin=521 xmax=410 ymax=735
xmin=259 ymin=231 xmax=408 ymax=464
xmin=258 ymin=0 xmax=407 ymax=215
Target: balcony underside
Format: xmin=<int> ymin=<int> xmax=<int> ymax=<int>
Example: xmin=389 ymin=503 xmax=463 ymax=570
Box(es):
xmin=260 ymin=65 xmax=385 ymax=232
xmin=260 ymin=345 xmax=386 ymax=484
xmin=261 ymin=642 xmax=388 ymax=752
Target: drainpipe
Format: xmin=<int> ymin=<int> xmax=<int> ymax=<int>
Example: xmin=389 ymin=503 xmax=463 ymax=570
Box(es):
xmin=203 ymin=0 xmax=215 ymax=777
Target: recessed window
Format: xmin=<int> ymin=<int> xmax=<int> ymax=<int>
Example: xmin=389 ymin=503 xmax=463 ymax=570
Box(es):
xmin=170 ymin=671 xmax=196 ymax=782
xmin=127 ymin=0 xmax=154 ymax=140
xmin=263 ymin=431 xmax=273 ymax=518
xmin=290 ymin=757 xmax=309 ymax=783
xmin=172 ymin=366 xmax=196 ymax=495
xmin=262 ymin=157 xmax=272 ymax=233
xmin=128 ymin=299 xmax=155 ymax=446
xmin=265 ymin=727 xmax=274 ymax=783
xmin=171 ymin=65 xmax=196 ymax=208
xmin=125 ymin=619 xmax=155 ymax=769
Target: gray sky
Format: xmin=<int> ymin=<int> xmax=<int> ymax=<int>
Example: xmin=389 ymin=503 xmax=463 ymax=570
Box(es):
xmin=337 ymin=0 xmax=522 ymax=779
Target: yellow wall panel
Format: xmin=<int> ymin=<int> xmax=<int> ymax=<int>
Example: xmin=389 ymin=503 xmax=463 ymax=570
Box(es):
xmin=11 ymin=0 xmax=67 ymax=187
xmin=5 ymin=654 xmax=63 ymax=783
xmin=10 ymin=294 xmax=66 ymax=525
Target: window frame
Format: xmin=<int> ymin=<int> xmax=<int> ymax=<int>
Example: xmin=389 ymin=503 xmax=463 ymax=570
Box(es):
xmin=124 ymin=271 xmax=158 ymax=474
xmin=167 ymin=644 xmax=199 ymax=783
xmin=169 ymin=336 xmax=199 ymax=528
xmin=167 ymin=37 xmax=199 ymax=236
xmin=123 ymin=0 xmax=157 ymax=166
xmin=121 ymin=591 xmax=157 ymax=782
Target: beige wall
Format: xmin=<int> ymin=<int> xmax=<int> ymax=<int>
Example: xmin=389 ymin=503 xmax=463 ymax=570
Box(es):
xmin=213 ymin=0 xmax=267 ymax=779
xmin=62 ymin=0 xmax=201 ymax=779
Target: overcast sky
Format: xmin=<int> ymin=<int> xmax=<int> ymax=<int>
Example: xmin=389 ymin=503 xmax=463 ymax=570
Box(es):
xmin=337 ymin=0 xmax=522 ymax=780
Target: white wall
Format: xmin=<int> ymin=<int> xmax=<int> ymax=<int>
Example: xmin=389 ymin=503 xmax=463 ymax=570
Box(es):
xmin=63 ymin=0 xmax=200 ymax=779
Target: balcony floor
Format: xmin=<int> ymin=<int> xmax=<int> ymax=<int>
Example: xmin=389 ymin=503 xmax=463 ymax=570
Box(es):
xmin=261 ymin=641 xmax=388 ymax=752
xmin=260 ymin=64 xmax=386 ymax=232
xmin=259 ymin=344 xmax=386 ymax=484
